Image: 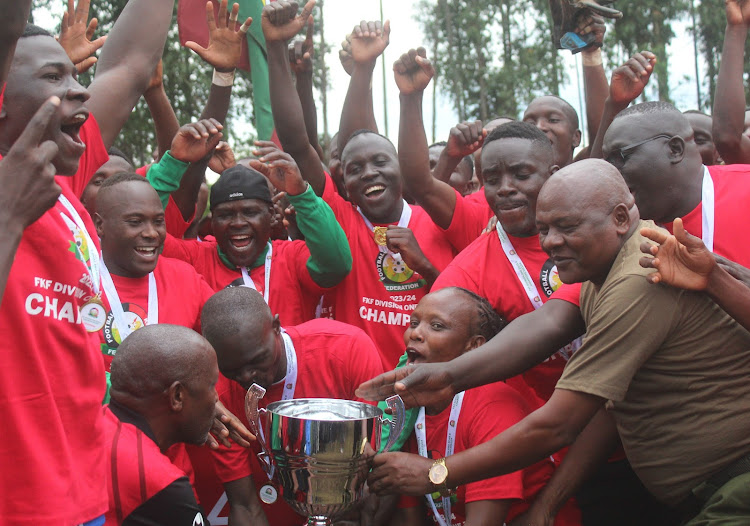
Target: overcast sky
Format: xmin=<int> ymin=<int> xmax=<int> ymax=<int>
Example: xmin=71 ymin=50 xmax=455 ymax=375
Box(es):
xmin=34 ymin=0 xmax=706 ymax=153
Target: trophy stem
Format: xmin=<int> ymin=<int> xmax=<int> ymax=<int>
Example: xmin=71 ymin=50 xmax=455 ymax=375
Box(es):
xmin=307 ymin=517 xmax=331 ymax=526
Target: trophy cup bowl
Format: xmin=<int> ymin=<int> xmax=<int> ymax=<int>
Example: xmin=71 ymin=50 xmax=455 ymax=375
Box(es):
xmin=245 ymin=384 xmax=405 ymax=526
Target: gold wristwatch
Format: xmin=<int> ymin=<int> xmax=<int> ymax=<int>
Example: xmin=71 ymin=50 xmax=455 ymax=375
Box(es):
xmin=428 ymin=457 xmax=454 ymax=497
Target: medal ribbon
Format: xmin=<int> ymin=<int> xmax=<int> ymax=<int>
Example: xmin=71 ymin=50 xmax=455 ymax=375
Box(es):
xmin=258 ymin=328 xmax=297 ymax=481
xmin=99 ymin=258 xmax=158 ymax=341
xmin=357 ymin=200 xmax=412 ymax=256
xmin=496 ymin=223 xmax=581 ymax=360
xmin=701 ymin=166 xmax=714 ymax=253
xmin=241 ymin=243 xmax=272 ymax=304
xmin=58 ymin=194 xmax=100 ymax=295
xmin=414 ymin=391 xmax=465 ymax=526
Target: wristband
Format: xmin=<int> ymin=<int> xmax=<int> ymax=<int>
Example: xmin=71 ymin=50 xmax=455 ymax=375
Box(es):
xmin=582 ymin=48 xmax=603 ymax=67
xmin=212 ymin=69 xmax=235 ymax=87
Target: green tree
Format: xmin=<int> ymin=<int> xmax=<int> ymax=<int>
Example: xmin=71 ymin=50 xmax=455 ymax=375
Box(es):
xmin=417 ymin=0 xmax=565 ymax=122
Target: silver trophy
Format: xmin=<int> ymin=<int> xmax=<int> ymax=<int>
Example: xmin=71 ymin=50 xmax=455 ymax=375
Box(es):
xmin=245 ymin=383 xmax=405 ymax=526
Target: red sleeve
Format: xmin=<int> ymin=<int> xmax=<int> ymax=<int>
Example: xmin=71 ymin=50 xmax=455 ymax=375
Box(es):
xmin=287 ymin=240 xmax=327 ymax=296
xmin=162 ymin=233 xmax=203 ymax=266
xmin=432 ymin=258 xmax=480 ymax=294
xmin=460 ymin=386 xmax=528 ymax=504
xmin=61 ymin=114 xmax=110 ymax=197
xmin=165 ymin=196 xmax=194 ymax=239
xmin=211 ymin=378 xmax=253 ymax=483
xmin=549 ymin=283 xmax=582 ymax=307
xmin=136 ymin=165 xmax=150 ymax=177
xmin=442 ymin=190 xmax=491 ymax=253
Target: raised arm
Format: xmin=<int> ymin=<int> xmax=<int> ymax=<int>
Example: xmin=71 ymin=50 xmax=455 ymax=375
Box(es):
xmin=143 ymin=60 xmax=180 ymax=160
xmin=590 ymin=51 xmax=656 ymax=158
xmin=578 ymin=14 xmax=608 ymax=146
xmin=356 ymin=298 xmax=586 ymax=409
xmin=0 ymin=98 xmax=63 ymax=305
xmin=57 ymin=0 xmax=108 ymax=74
xmin=712 ymin=0 xmax=750 ymax=164
xmin=337 ymin=20 xmax=390 ymax=151
xmin=86 ymin=0 xmax=175 ymax=149
xmin=0 ymin=0 xmax=32 ymax=87
xmin=395 ymin=47 xmax=459 ymax=230
xmin=262 ymin=0 xmax=326 ymax=194
xmin=289 ymin=22 xmax=324 ymax=160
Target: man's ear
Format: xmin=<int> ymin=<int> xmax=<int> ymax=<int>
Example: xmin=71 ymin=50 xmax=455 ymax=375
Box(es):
xmin=572 ymin=129 xmax=582 ymax=149
xmin=465 ymin=335 xmax=486 ymax=352
xmin=272 ymin=314 xmax=281 ymax=333
xmin=667 ymin=136 xmax=686 ymax=164
xmin=94 ymin=213 xmax=105 ymax=238
xmin=612 ymin=202 xmax=633 ymax=234
xmin=549 ymin=164 xmax=561 ymax=175
xmin=169 ymin=381 xmax=184 ymax=412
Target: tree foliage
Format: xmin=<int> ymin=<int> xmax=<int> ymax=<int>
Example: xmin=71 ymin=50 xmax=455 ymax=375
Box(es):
xmin=417 ymin=0 xmax=565 ymax=122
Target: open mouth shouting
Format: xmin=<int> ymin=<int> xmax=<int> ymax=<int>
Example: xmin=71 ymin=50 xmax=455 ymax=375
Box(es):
xmin=58 ymin=110 xmax=88 ymax=158
xmin=405 ymin=347 xmax=426 ymax=365
xmin=363 ymin=184 xmax=387 ymax=200
xmin=229 ymin=234 xmax=253 ymax=249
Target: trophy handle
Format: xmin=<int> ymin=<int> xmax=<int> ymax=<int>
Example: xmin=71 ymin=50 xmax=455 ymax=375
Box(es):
xmin=381 ymin=395 xmax=406 ymax=452
xmin=245 ymin=383 xmax=273 ymax=476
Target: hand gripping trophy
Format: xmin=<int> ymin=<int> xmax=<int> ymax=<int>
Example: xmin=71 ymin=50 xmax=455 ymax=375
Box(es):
xmin=246 ymin=384 xmax=406 ymax=526
xmin=549 ymin=0 xmax=623 ymax=53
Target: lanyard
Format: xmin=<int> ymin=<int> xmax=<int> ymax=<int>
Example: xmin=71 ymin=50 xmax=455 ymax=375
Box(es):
xmin=99 ymin=259 xmax=158 ymax=340
xmin=496 ymin=223 xmax=581 ymax=360
xmin=241 ymin=243 xmax=272 ymax=304
xmin=259 ymin=328 xmax=297 ymax=480
xmin=357 ymin=200 xmax=412 ymax=256
xmin=414 ymin=392 xmax=465 ymax=526
xmin=701 ymin=166 xmax=714 ymax=253
xmin=57 ymin=194 xmax=100 ymax=295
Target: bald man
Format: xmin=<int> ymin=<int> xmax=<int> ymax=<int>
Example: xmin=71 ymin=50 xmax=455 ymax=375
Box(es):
xmin=366 ymin=159 xmax=750 ymax=525
xmin=104 ymin=324 xmax=218 ymax=525
xmin=201 ymin=287 xmax=384 ymax=526
xmin=603 ymin=101 xmax=750 ymax=271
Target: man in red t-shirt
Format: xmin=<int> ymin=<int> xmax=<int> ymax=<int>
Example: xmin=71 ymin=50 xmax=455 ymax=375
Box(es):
xmin=262 ymin=4 xmax=456 ymax=369
xmin=0 ymin=1 xmax=173 ymax=521
xmin=199 ymin=286 xmax=385 ymax=525
xmin=105 ymin=324 xmax=217 ymax=525
xmin=162 ymin=157 xmax=352 ymax=328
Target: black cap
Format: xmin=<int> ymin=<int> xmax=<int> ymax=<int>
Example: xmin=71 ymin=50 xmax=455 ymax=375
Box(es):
xmin=210 ymin=165 xmax=272 ymax=210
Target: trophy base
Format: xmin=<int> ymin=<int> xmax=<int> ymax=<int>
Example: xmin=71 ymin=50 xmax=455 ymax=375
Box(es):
xmin=308 ymin=517 xmax=331 ymax=526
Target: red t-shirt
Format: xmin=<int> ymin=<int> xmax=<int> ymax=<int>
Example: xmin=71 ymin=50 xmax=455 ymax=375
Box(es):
xmin=199 ymin=319 xmax=385 ymax=525
xmin=0 ymin=117 xmax=108 ymax=524
xmin=97 ymin=256 xmax=214 ymax=371
xmin=665 ymin=164 xmax=750 ymax=266
xmin=433 ymin=231 xmax=573 ymax=402
xmin=320 ymin=174 xmax=457 ymax=369
xmin=163 ymin=236 xmax=326 ymax=327
xmin=399 ymin=382 xmax=580 ymax=525
xmin=442 ymin=189 xmax=495 ymax=252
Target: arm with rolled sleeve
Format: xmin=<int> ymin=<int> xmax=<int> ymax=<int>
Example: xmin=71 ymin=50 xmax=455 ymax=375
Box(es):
xmin=144 ymin=151 xmax=189 ymax=209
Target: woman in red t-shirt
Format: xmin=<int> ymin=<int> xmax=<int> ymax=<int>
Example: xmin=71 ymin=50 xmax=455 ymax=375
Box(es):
xmin=392 ymin=287 xmax=580 ymax=526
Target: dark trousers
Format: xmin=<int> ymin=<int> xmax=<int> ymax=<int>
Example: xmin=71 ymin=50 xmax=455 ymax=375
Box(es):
xmin=575 ymin=459 xmax=682 ymax=526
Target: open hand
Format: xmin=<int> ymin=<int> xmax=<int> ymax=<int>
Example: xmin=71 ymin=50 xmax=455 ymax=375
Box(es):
xmin=250 ymin=141 xmax=308 ymax=196
xmin=170 ymin=119 xmax=224 ymax=163
xmin=0 ymin=96 xmax=62 ymax=231
xmin=393 ymin=47 xmax=434 ymax=95
xmin=639 ymin=218 xmax=715 ymax=290
xmin=609 ymin=51 xmax=656 ymax=107
xmin=208 ymin=399 xmax=255 ymax=449
xmin=355 ymin=362 xmax=456 ymax=410
xmin=351 ymin=20 xmax=391 ymax=64
xmin=261 ymin=0 xmax=315 ymax=44
xmin=185 ymin=0 xmax=252 ymax=72
xmin=57 ymin=0 xmax=107 ymax=74
xmin=208 ymin=141 xmax=237 ymax=173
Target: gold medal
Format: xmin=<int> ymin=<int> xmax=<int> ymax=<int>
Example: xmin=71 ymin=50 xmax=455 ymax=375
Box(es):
xmin=81 ymin=295 xmax=107 ymax=333
xmin=373 ymin=226 xmax=388 ymax=247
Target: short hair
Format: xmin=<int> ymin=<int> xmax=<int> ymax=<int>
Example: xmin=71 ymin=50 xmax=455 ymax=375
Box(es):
xmin=428 ymin=141 xmax=448 ymax=149
xmin=448 ymin=287 xmax=506 ymax=341
xmin=460 ymin=155 xmax=474 ymax=171
xmin=484 ymin=121 xmax=555 ymax=159
xmin=108 ymin=147 xmax=135 ymax=167
xmin=201 ymin=287 xmax=271 ymax=347
xmin=21 ymin=24 xmax=54 ymax=39
xmin=99 ymin=171 xmax=148 ymax=191
xmin=548 ymin=95 xmax=579 ymax=130
xmin=347 ymin=128 xmax=395 ymax=147
xmin=617 ymin=100 xmax=681 ymax=120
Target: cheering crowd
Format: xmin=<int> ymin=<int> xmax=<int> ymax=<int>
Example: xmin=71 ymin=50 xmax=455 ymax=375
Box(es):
xmin=2 ymin=0 xmax=750 ymax=524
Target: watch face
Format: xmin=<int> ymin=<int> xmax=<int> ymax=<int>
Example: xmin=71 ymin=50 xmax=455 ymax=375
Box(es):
xmin=429 ymin=463 xmax=448 ymax=484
